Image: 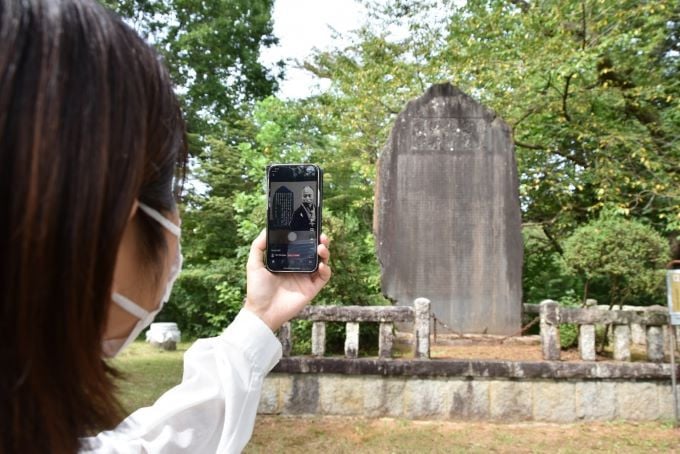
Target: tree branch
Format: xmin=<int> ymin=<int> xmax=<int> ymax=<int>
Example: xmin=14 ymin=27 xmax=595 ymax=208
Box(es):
xmin=562 ymin=73 xmax=574 ymax=122
xmin=515 ymin=140 xmax=588 ymax=167
xmin=581 ymin=1 xmax=587 ymax=50
xmin=514 ymin=140 xmax=545 ymax=150
xmin=511 ymin=109 xmax=536 ymax=130
xmin=542 ymin=225 xmax=564 ymax=256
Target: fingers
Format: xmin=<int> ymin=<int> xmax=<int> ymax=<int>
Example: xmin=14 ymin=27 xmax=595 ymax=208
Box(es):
xmin=318 ymin=234 xmax=330 ymax=263
xmin=317 ymin=243 xmax=330 ymax=263
xmin=316 ymin=261 xmax=332 ymax=284
xmin=316 ymin=234 xmax=331 ymax=283
xmin=247 ymin=229 xmax=267 ymax=271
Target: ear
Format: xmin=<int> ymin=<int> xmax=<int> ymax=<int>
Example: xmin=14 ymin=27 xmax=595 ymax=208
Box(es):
xmin=128 ymin=200 xmax=139 ymax=221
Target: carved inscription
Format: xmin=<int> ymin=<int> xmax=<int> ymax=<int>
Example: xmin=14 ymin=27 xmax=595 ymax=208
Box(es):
xmin=410 ymin=118 xmax=482 ymax=152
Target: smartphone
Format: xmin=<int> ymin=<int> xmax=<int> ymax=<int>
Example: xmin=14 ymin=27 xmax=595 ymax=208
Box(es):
xmin=266 ymin=164 xmax=323 ymax=273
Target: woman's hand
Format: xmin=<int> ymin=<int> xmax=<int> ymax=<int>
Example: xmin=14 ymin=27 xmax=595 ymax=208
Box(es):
xmin=244 ymin=229 xmax=331 ymax=331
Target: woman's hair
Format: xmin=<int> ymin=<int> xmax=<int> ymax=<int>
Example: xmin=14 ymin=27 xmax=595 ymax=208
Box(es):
xmin=0 ymin=0 xmax=187 ymax=452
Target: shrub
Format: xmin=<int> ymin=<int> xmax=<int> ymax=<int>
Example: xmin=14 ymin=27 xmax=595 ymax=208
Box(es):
xmin=562 ymin=210 xmax=669 ymax=308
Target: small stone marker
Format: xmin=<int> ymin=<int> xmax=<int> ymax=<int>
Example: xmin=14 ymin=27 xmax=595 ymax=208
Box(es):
xmin=374 ymin=83 xmax=523 ymax=334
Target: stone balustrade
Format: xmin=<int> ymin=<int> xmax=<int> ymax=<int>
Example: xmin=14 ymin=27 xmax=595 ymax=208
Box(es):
xmin=277 ymin=298 xmax=432 ymax=359
xmin=533 ymin=300 xmax=673 ymax=362
xmin=262 ymin=300 xmax=680 ymax=422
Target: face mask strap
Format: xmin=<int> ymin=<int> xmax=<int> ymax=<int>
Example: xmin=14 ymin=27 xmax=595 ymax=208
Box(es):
xmin=138 ymin=202 xmax=181 ymax=237
xmin=112 ymin=292 xmax=150 ymax=319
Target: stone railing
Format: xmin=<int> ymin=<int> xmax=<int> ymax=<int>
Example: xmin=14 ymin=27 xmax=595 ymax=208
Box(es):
xmin=277 ymin=297 xmax=432 ymax=359
xmin=263 ymin=299 xmax=680 ymax=422
xmin=532 ymin=300 xmax=671 ymax=362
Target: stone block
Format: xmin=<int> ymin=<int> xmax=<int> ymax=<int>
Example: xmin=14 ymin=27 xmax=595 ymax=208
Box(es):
xmin=575 ymin=381 xmax=617 ymax=420
xmin=319 ymin=375 xmax=364 ymax=415
xmin=282 ymin=375 xmax=319 ymax=415
xmin=449 ymin=379 xmax=490 ymax=420
xmin=657 ymin=383 xmax=680 ymax=420
xmin=533 ymin=381 xmax=576 ymax=422
xmin=362 ymin=377 xmax=407 ymax=417
xmin=258 ymin=376 xmax=282 ymax=414
xmin=403 ymin=378 xmax=451 ymax=419
xmin=489 ymin=380 xmax=532 ymax=420
xmin=617 ymin=382 xmax=660 ymax=420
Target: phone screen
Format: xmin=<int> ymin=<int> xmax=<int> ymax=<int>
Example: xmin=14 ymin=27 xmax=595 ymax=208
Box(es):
xmin=266 ymin=164 xmax=322 ymax=272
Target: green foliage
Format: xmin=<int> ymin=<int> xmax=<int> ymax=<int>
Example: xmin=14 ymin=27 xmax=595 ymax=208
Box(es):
xmin=562 ymin=209 xmax=670 ymax=307
xmin=109 ymin=0 xmax=680 ymax=337
xmin=302 ymin=0 xmax=678 ymax=315
xmin=523 ymin=226 xmax=583 ymax=304
xmin=156 ymin=258 xmax=244 ymax=338
xmin=558 ymin=290 xmax=582 ymax=349
xmin=231 ymin=98 xmax=391 ymax=309
xmin=306 ymin=0 xmax=680 ymax=236
xmin=103 ymin=0 xmax=281 ymax=134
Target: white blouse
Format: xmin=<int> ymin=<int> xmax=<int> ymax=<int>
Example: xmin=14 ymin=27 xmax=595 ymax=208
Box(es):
xmin=82 ymin=309 xmax=282 ymax=453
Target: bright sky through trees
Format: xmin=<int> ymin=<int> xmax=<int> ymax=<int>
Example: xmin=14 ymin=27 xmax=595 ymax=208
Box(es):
xmin=259 ymin=0 xmax=369 ymax=99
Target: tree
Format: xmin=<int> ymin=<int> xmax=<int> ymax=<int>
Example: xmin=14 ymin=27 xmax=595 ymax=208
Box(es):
xmin=103 ymin=0 xmax=281 ymax=135
xmin=304 ymin=0 xmax=680 ymax=241
xmin=562 ymin=209 xmax=670 ymax=307
xmin=103 ymin=0 xmax=283 ymax=337
xmin=298 ymin=0 xmax=679 ymax=311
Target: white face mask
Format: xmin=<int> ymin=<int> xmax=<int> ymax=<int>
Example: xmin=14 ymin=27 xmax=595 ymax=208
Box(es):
xmin=102 ymin=202 xmax=182 ymax=357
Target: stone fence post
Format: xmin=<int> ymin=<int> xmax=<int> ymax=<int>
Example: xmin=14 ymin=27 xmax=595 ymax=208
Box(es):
xmin=539 ymin=300 xmax=560 ymax=360
xmin=278 ymin=322 xmax=292 ymax=357
xmin=414 ymin=298 xmax=431 ymax=359
xmin=345 ymin=322 xmax=359 ymax=358
xmin=613 ymin=324 xmax=632 ymax=361
xmin=312 ymin=322 xmax=326 ymax=357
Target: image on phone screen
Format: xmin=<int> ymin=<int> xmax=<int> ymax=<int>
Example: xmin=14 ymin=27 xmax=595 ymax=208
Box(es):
xmin=266 ymin=164 xmax=321 ymax=272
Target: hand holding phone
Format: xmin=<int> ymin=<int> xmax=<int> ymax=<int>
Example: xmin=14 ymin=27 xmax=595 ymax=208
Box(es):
xmin=265 ymin=164 xmax=323 ymax=273
xmin=245 ymin=229 xmax=331 ymax=330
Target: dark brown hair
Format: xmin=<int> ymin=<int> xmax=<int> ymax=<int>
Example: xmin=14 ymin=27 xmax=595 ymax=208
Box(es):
xmin=0 ymin=0 xmax=187 ymax=452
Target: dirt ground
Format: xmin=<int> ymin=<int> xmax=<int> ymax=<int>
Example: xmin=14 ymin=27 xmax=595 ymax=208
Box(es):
xmin=247 ymin=415 xmax=680 ymax=453
xmin=430 ymin=335 xmax=594 ymax=362
xmin=394 ymin=332 xmax=666 ymax=362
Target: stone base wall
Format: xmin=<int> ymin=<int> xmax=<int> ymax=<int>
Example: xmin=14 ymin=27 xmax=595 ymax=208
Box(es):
xmin=258 ymin=358 xmax=679 ymax=422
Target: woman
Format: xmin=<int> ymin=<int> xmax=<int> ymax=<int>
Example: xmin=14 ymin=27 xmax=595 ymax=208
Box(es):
xmin=0 ymin=0 xmax=331 ymax=452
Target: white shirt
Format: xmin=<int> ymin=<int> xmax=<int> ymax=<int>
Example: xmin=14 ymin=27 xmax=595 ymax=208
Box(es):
xmin=81 ymin=309 xmax=282 ymax=453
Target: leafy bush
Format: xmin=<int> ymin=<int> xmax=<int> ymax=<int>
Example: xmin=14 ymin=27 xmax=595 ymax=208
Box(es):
xmin=562 ymin=210 xmax=669 ymax=308
xmin=558 ymin=290 xmax=581 ymax=349
xmin=523 ymin=226 xmax=582 ymax=305
xmin=157 ymin=257 xmax=245 ymax=338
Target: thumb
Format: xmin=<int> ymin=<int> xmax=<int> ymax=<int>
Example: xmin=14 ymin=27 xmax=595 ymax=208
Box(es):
xmin=247 ymin=229 xmax=267 ymax=271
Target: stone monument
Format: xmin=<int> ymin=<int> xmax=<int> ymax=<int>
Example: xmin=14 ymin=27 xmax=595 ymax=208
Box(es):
xmin=374 ymin=83 xmax=523 ymax=335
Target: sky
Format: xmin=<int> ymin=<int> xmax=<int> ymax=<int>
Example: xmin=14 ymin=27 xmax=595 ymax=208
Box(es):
xmin=259 ymin=0 xmax=369 ymax=99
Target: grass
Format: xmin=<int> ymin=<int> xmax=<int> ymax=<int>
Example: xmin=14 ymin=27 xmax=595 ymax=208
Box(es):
xmin=109 ymin=340 xmax=189 ymax=413
xmin=246 ymin=417 xmax=680 ymax=453
xmin=112 ymin=341 xmax=680 ymax=452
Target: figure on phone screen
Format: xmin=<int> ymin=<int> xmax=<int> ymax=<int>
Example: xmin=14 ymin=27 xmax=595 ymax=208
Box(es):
xmin=291 ymin=185 xmax=316 ymax=231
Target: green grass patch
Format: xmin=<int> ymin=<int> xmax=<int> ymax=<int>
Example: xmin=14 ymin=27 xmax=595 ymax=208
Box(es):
xmin=108 ymin=340 xmax=188 ymax=413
